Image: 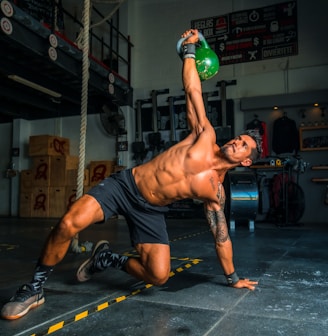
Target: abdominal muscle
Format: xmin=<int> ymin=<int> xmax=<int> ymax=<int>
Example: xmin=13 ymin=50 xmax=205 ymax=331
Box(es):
xmin=132 ymin=141 xmax=218 ymax=206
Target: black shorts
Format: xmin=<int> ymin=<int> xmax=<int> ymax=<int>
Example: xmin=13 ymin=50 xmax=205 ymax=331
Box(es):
xmin=87 ymin=169 xmax=169 ymax=246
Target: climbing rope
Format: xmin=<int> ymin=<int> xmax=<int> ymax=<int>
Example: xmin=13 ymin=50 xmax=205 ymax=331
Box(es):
xmin=71 ymin=0 xmax=92 ymax=253
xmin=71 ymin=0 xmax=125 ymax=253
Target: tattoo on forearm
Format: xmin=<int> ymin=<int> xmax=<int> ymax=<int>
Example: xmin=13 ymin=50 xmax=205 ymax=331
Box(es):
xmin=205 ymin=183 xmax=230 ymax=243
xmin=206 ymin=209 xmax=230 ymax=243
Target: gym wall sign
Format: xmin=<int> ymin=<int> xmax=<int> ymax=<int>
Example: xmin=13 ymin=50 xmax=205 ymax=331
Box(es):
xmin=191 ymin=1 xmax=298 ymax=66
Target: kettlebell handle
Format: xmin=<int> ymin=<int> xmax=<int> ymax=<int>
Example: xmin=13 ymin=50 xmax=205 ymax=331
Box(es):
xmin=176 ymin=31 xmax=205 ymax=55
xmin=176 ymin=31 xmax=220 ymax=81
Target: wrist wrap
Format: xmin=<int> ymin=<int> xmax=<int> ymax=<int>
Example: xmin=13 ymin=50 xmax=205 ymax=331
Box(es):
xmin=182 ymin=43 xmax=196 ymax=59
xmin=225 ymin=271 xmax=239 ymax=286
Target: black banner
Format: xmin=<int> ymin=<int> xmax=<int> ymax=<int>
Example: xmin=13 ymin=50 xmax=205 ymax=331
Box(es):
xmin=191 ymin=1 xmax=297 ymax=66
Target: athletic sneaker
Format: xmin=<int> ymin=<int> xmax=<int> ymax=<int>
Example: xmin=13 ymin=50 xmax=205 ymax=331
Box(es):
xmin=1 ymin=283 xmax=44 ymax=320
xmin=76 ymin=240 xmax=110 ymax=282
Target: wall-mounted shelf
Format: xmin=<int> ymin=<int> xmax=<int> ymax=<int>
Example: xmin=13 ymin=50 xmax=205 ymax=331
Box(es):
xmin=312 ymin=165 xmax=328 ymax=170
xmin=299 ymin=126 xmax=328 ymax=151
xmin=311 ymin=166 xmax=328 ymax=183
xmin=311 ymin=178 xmax=328 ymax=182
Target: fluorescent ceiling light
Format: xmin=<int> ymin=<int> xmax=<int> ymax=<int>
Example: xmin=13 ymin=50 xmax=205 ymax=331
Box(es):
xmin=8 ymin=75 xmax=62 ymax=98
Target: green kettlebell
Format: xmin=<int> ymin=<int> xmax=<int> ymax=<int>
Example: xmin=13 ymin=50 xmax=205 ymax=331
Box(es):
xmin=177 ymin=32 xmax=220 ymax=81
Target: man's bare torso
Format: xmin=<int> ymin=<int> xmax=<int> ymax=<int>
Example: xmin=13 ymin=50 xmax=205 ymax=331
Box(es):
xmin=133 ymin=133 xmax=227 ymax=206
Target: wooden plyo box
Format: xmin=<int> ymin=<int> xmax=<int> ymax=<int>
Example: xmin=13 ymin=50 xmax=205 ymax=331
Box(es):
xmin=89 ymin=160 xmax=115 ymax=186
xmin=66 ymin=169 xmax=89 ymax=187
xmin=22 ymin=187 xmax=68 ymax=218
xmin=19 ymin=193 xmax=32 ymax=217
xmin=20 ymin=170 xmax=33 ymax=193
xmin=49 ymin=187 xmax=66 ymax=218
xmin=50 ymin=156 xmax=79 ymax=186
xmin=32 ymin=156 xmax=79 ymax=187
xmin=29 ymin=135 xmax=70 ymax=157
xmin=31 ymin=156 xmax=51 ymax=186
xmin=65 ymin=156 xmax=79 ymax=170
xmin=31 ymin=187 xmax=49 ymax=218
xmin=65 ymin=186 xmax=77 ymax=211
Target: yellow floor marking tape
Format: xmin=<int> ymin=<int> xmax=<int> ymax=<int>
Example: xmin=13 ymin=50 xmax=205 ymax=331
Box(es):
xmin=97 ymin=302 xmax=108 ymax=311
xmin=47 ymin=321 xmax=64 ymax=334
xmin=75 ymin=310 xmax=88 ymax=321
xmin=170 ymin=229 xmax=210 ymax=243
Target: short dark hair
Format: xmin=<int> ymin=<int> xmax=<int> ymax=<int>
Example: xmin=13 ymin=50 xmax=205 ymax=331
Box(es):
xmin=242 ymin=129 xmax=262 ymax=162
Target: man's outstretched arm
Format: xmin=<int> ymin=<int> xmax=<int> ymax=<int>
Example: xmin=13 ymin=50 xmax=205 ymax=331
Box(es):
xmin=205 ymin=185 xmax=258 ymax=290
xmin=181 ymin=29 xmax=210 ymax=135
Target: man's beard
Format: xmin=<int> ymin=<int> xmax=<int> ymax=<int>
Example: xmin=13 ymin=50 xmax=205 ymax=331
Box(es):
xmin=220 ymin=144 xmax=237 ymax=164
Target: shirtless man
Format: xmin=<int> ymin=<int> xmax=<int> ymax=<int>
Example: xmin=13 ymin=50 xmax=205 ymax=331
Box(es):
xmin=1 ymin=29 xmax=261 ymax=320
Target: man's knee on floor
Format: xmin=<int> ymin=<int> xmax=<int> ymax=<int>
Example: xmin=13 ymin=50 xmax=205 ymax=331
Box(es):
xmin=133 ymin=243 xmax=171 ymax=286
xmin=148 ymin=265 xmax=170 ymax=286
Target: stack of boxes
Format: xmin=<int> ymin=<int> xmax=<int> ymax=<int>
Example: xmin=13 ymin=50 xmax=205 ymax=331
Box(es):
xmin=19 ymin=135 xmax=116 ymax=218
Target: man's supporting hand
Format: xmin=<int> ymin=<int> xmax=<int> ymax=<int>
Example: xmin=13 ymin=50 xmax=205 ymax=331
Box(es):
xmin=231 ymin=278 xmax=259 ymax=291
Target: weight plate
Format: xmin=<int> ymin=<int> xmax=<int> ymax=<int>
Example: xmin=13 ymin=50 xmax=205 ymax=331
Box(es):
xmin=49 ymin=33 xmax=58 ymax=48
xmin=0 ymin=17 xmax=13 ymax=35
xmin=108 ymin=72 xmax=115 ymax=84
xmin=1 ymin=1 xmax=14 ymax=17
xmin=48 ymin=47 xmax=57 ymax=61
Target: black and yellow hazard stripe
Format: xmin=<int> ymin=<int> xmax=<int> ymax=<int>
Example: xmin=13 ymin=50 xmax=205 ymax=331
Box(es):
xmin=124 ymin=229 xmax=210 ymax=257
xmin=169 ymin=258 xmax=203 ymax=278
xmin=170 ymin=229 xmax=210 ymax=243
xmin=30 ymin=259 xmax=203 ymax=336
xmin=31 ymin=282 xmax=154 ymax=336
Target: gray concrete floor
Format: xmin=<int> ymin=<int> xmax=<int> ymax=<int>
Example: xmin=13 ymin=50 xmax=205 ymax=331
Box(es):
xmin=0 ymin=216 xmax=327 ymax=336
